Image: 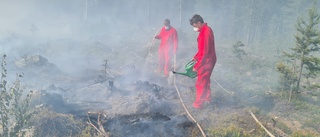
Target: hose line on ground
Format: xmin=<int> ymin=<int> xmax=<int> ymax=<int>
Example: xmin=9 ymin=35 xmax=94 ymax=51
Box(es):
xmin=173 ymin=74 xmax=207 ymax=137
xmin=143 ymin=27 xmax=162 ymax=72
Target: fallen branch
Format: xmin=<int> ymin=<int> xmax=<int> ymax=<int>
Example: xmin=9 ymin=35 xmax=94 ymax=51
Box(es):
xmin=213 ymin=78 xmax=234 ymax=95
xmin=97 ymin=112 xmax=108 ymax=135
xmin=86 ymin=111 xmax=110 ymax=137
xmin=249 ymin=110 xmax=275 ymax=137
xmin=265 ymin=86 xmax=276 ymax=95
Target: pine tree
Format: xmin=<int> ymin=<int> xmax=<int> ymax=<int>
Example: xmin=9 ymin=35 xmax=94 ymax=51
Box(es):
xmin=0 ymin=54 xmax=34 ymax=137
xmin=277 ymin=5 xmax=320 ymax=93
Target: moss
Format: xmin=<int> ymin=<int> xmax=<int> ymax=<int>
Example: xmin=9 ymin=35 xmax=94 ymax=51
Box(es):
xmin=78 ymin=125 xmax=100 ymax=137
xmin=292 ymin=131 xmax=319 ymax=137
xmin=303 ymin=117 xmax=320 ymax=130
xmin=207 ymin=124 xmax=251 ymax=137
xmin=274 ymin=121 xmax=292 ymax=135
xmin=292 ymin=99 xmax=320 ymax=130
xmin=31 ymin=108 xmax=85 ymax=137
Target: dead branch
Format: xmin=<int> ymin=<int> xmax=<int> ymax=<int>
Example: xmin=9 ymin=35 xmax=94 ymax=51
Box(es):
xmin=97 ymin=112 xmax=109 ymax=135
xmin=267 ymin=117 xmax=289 ymax=137
xmin=213 ymin=78 xmax=234 ymax=95
xmin=249 ymin=110 xmax=275 ymax=137
xmin=271 ymin=118 xmax=276 ymax=127
xmin=265 ymin=86 xmax=276 ymax=95
xmin=86 ymin=111 xmax=110 ymax=137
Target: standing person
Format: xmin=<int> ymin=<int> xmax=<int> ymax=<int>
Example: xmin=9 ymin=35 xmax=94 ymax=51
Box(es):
xmin=155 ymin=19 xmax=178 ymax=77
xmin=189 ymin=14 xmax=217 ymax=109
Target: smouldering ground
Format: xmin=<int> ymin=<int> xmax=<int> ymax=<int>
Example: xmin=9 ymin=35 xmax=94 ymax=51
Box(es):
xmin=5 ymin=36 xmax=320 ymax=136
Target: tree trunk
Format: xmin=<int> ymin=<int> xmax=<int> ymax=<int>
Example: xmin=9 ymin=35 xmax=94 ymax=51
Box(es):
xmin=147 ymin=0 xmax=150 ymax=26
xmin=297 ymin=53 xmax=305 ymax=92
xmin=246 ymin=0 xmax=255 ymax=46
xmin=84 ymin=0 xmax=88 ymax=20
xmin=179 ymin=0 xmax=182 ymax=27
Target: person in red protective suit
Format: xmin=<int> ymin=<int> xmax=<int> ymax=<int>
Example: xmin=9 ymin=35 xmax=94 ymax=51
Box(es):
xmin=189 ymin=14 xmax=217 ymax=109
xmin=155 ymin=19 xmax=178 ymax=77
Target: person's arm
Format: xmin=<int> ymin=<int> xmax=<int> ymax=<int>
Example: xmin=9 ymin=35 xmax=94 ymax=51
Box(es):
xmin=193 ymin=38 xmax=204 ymax=70
xmin=155 ymin=28 xmax=163 ymax=39
xmin=155 ymin=35 xmax=161 ymax=39
xmin=193 ymin=52 xmax=199 ymax=61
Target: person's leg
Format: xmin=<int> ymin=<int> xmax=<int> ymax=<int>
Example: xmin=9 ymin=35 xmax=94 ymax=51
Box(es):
xmin=194 ymin=64 xmax=214 ymax=108
xmin=205 ymin=65 xmax=214 ymax=102
xmin=158 ymin=46 xmax=165 ymax=72
xmin=194 ymin=73 xmax=204 ymax=109
xmin=193 ymin=67 xmax=208 ymax=108
xmin=163 ymin=47 xmax=172 ymax=76
xmin=205 ymin=81 xmax=211 ymax=102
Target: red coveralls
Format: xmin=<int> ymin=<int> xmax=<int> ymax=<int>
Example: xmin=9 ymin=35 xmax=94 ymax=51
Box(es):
xmin=193 ymin=23 xmax=217 ymax=109
xmin=155 ymin=26 xmax=178 ymax=76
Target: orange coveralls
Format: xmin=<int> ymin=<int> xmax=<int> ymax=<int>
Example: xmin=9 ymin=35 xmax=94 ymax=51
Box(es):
xmin=193 ymin=23 xmax=217 ymax=109
xmin=155 ymin=26 xmax=178 ymax=76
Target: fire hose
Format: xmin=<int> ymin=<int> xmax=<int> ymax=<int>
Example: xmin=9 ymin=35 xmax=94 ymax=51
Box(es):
xmin=173 ymin=59 xmax=207 ymax=137
xmin=144 ymin=28 xmax=206 ymax=137
xmin=142 ymin=28 xmax=161 ymax=72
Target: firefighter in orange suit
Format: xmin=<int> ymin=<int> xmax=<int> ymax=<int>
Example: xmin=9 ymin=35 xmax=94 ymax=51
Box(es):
xmin=190 ymin=14 xmax=217 ymax=109
xmin=155 ymin=19 xmax=178 ymax=77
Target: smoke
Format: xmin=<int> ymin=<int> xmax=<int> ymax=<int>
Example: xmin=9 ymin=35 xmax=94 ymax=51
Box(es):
xmin=0 ymin=0 xmax=293 ymax=117
xmin=0 ymin=0 xmax=300 ymax=110
xmin=2 ymin=0 xmax=320 ymax=136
